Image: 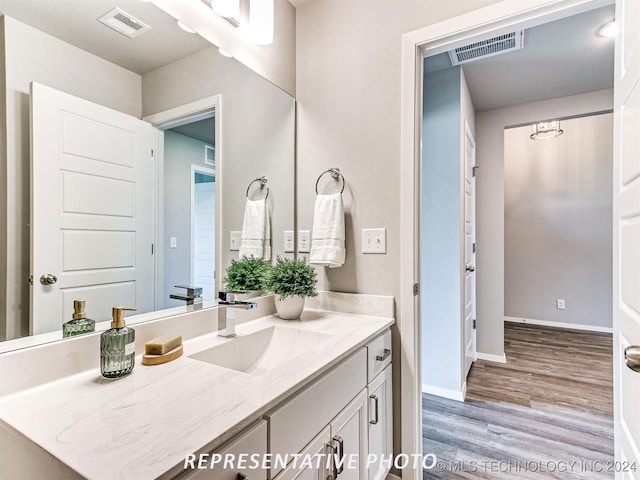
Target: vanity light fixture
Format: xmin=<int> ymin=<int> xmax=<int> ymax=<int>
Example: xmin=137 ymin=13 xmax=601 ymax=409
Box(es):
xmin=211 ymin=0 xmax=240 ymax=19
xmin=177 ymin=20 xmax=196 ymax=33
xmin=249 ymin=0 xmax=274 ymax=46
xmin=530 ymin=120 xmax=564 ymax=140
xmin=598 ymin=20 xmax=618 ymax=38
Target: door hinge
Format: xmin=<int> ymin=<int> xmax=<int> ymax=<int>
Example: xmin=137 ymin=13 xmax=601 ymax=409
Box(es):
xmin=151 ymin=149 xmax=154 ymax=159
xmin=413 ymin=283 xmax=419 ymax=296
xmin=473 ymin=319 xmax=477 ymax=329
xmin=473 ymin=242 xmax=476 ymax=253
xmin=472 ymin=165 xmax=479 ymax=177
xmin=28 ymin=275 xmax=34 ymax=286
xmin=151 ymin=243 xmax=154 ymax=255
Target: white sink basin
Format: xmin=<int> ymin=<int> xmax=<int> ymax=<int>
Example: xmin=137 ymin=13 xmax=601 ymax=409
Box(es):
xmin=189 ymin=326 xmax=334 ymax=374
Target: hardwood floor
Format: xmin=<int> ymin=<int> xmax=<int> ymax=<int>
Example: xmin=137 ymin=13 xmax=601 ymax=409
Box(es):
xmin=422 ymin=322 xmax=613 ymax=479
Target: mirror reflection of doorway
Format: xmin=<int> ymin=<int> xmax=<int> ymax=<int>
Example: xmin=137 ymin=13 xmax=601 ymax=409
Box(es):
xmin=192 ymin=170 xmax=215 ymax=301
xmin=163 ymin=117 xmax=216 ymax=307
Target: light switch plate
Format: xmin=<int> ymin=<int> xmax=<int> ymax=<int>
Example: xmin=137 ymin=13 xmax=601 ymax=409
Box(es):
xmin=170 ymin=237 xmax=177 ymax=249
xmin=284 ymin=231 xmax=295 ymax=253
xmin=230 ymin=231 xmax=241 ymax=251
xmin=298 ymin=230 xmax=310 ymax=253
xmin=362 ymin=228 xmax=386 ymax=254
xmin=556 ymin=299 xmax=566 ymax=309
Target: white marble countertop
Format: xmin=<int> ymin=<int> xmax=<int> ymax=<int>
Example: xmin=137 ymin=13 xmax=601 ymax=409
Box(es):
xmin=0 ymin=309 xmax=393 ymax=480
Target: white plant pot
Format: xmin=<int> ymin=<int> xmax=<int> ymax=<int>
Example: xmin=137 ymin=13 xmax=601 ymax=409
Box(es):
xmin=274 ymin=294 xmax=305 ymax=320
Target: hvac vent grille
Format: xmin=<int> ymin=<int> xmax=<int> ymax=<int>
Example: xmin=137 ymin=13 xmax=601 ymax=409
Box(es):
xmin=449 ymin=31 xmax=524 ymax=65
xmin=98 ymin=8 xmax=151 ymax=39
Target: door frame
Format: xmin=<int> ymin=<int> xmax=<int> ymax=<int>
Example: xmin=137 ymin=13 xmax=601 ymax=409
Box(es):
xmin=142 ymin=95 xmax=222 ymax=309
xmin=399 ymin=1 xmax=611 ymax=479
xmin=190 ymin=164 xmax=216 ymax=289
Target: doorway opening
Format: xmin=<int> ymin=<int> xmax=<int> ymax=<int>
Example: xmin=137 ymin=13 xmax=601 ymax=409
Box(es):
xmin=412 ymin=1 xmax=613 ymax=478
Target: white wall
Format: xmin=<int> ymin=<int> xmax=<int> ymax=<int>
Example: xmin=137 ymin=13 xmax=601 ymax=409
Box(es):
xmin=142 ymin=46 xmax=295 ymax=273
xmin=295 ymin=0 xmax=500 ymax=460
xmin=475 ymin=88 xmax=613 ymax=357
xmin=0 ymin=16 xmax=141 ymax=340
xmin=504 ymin=113 xmax=613 ymax=329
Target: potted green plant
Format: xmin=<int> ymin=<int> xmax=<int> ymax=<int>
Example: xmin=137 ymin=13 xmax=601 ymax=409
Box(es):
xmin=264 ymin=257 xmax=318 ymax=319
xmin=224 ymin=256 xmax=270 ymax=296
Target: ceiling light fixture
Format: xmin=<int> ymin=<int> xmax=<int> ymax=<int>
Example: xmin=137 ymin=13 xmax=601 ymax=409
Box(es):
xmin=249 ymin=0 xmax=274 ymax=46
xmin=530 ymin=120 xmax=564 ymax=140
xmin=211 ymin=0 xmax=240 ymax=19
xmin=598 ymin=20 xmax=618 ymax=38
xmin=177 ymin=20 xmax=196 ymax=33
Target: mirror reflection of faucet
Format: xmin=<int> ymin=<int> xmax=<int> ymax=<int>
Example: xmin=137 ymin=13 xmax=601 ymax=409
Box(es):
xmin=169 ymin=285 xmax=203 ymax=310
xmin=217 ymin=291 xmax=258 ymax=338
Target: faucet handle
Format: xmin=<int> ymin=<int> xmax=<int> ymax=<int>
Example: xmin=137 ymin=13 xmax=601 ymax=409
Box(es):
xmin=174 ymin=285 xmax=202 ymax=297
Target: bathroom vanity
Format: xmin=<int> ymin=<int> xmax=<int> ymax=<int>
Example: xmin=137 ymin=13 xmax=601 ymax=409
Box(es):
xmin=0 ymin=293 xmax=394 ymax=480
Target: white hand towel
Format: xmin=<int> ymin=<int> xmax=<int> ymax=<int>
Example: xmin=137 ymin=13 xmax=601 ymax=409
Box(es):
xmin=238 ymin=199 xmax=271 ymax=261
xmin=310 ymin=193 xmax=345 ymax=268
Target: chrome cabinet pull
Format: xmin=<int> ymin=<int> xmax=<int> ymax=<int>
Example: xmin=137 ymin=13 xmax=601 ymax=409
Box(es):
xmin=326 ymin=438 xmax=339 ymax=480
xmin=333 ymin=435 xmax=344 ymax=474
xmin=625 ymin=346 xmax=640 ymax=372
xmin=376 ymin=349 xmax=391 ymax=361
xmin=370 ymin=394 xmax=379 ymax=425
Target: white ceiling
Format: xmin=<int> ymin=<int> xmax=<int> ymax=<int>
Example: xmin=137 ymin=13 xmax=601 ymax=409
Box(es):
xmin=425 ymin=5 xmax=615 ymax=111
xmin=0 ymin=0 xmax=211 ymax=75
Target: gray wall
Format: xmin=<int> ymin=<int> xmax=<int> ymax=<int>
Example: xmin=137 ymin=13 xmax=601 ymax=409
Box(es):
xmin=504 ymin=113 xmax=613 ymax=328
xmin=475 ymin=88 xmax=613 ymax=357
xmin=163 ymin=131 xmax=214 ymax=308
xmin=142 ymin=46 xmax=295 ymax=273
xmin=0 ymin=16 xmax=141 ymax=340
xmin=421 ymin=67 xmax=462 ymax=393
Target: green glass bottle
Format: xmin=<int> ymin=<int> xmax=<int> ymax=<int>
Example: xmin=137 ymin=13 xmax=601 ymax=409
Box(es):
xmin=62 ymin=300 xmax=95 ymax=337
xmin=100 ymin=307 xmax=136 ymax=378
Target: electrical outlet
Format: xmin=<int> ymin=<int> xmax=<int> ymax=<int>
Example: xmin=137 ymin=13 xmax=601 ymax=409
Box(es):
xmin=556 ymin=299 xmax=566 ymax=309
xmin=362 ymin=228 xmax=387 ymax=254
xmin=230 ymin=231 xmax=241 ymax=251
xmin=284 ymin=231 xmax=295 ymax=253
xmin=170 ymin=237 xmax=177 ymax=249
xmin=298 ymin=230 xmax=311 ymax=253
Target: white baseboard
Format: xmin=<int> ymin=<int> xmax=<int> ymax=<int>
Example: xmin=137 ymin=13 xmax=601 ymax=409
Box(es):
xmin=422 ymin=382 xmax=466 ymax=402
xmin=476 ymin=352 xmax=507 ymax=363
xmin=504 ymin=316 xmax=613 ymax=333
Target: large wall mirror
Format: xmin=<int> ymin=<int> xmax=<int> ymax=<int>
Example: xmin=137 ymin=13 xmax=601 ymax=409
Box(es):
xmin=0 ymin=0 xmax=295 ymax=351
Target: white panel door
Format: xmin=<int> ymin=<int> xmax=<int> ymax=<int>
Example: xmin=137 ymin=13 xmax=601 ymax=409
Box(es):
xmin=614 ymin=0 xmax=640 ymax=476
xmin=192 ymin=168 xmax=216 ymax=301
xmin=30 ymin=82 xmax=154 ymax=334
xmin=463 ymin=120 xmax=477 ymax=378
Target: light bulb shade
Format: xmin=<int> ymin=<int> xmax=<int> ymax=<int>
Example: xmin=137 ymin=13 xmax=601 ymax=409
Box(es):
xmin=530 ymin=120 xmax=563 ymax=140
xmin=212 ymin=0 xmax=239 ymax=19
xmin=249 ymin=0 xmax=274 ymax=46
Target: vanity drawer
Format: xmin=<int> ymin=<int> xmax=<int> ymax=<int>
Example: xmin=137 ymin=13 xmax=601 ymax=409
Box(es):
xmin=266 ymin=348 xmax=367 ymax=477
xmin=178 ymin=420 xmax=267 ymax=480
xmin=366 ymin=329 xmax=391 ymax=382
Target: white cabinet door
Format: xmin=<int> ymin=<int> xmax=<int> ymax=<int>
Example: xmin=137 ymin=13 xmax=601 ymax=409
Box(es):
xmin=330 ymin=389 xmax=368 ymax=480
xmin=276 ymin=426 xmax=331 ymax=480
xmin=30 ymin=82 xmax=154 ymax=333
xmin=180 ymin=420 xmax=267 ymax=480
xmin=367 ymin=365 xmax=393 ymax=480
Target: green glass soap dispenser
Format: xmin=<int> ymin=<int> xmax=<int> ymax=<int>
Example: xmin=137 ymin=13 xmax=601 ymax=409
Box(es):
xmin=100 ymin=306 xmax=136 ymax=378
xmin=62 ymin=299 xmax=95 ymax=337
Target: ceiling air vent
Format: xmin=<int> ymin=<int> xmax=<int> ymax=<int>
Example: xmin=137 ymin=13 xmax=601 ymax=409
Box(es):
xmin=98 ymin=7 xmax=151 ymax=39
xmin=448 ymin=31 xmax=525 ymax=66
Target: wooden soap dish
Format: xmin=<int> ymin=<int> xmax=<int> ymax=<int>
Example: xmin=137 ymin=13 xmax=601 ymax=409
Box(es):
xmin=142 ymin=345 xmax=183 ymax=366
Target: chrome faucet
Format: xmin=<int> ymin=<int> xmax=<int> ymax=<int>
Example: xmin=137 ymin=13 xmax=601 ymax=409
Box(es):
xmin=217 ymin=291 xmax=258 ymax=338
xmin=170 ymin=285 xmax=203 ymax=306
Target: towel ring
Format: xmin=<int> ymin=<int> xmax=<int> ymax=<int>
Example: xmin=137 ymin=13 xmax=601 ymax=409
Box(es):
xmin=315 ymin=168 xmax=345 ymax=195
xmin=246 ymin=176 xmax=269 ymax=200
